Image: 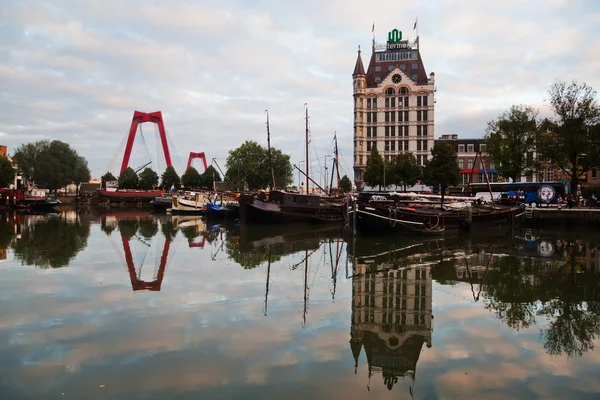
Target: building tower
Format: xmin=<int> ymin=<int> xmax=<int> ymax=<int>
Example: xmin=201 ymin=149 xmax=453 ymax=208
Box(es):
xmin=352 ymin=28 xmax=435 ymax=187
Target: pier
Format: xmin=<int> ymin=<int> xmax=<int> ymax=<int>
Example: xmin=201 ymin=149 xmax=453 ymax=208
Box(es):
xmin=526 ymin=207 xmax=600 ymax=224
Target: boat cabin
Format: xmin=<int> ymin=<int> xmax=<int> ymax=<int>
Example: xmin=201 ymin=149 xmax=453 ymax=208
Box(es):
xmin=268 ymin=190 xmax=321 ymax=207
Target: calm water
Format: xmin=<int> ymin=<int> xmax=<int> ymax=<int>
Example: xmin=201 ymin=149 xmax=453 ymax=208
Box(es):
xmin=1 ymin=210 xmax=600 ymax=400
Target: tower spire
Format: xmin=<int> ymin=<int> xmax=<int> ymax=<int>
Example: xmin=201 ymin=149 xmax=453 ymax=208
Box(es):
xmin=352 ymin=46 xmax=365 ymax=76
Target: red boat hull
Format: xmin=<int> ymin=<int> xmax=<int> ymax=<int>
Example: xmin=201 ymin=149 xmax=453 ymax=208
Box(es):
xmin=98 ymin=189 xmax=165 ymax=202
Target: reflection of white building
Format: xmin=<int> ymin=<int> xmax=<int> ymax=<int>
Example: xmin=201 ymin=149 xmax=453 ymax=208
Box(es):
xmin=350 ymin=262 xmax=432 ymax=388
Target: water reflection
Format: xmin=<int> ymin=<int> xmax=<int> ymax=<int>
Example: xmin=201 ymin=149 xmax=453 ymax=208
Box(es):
xmin=349 ymin=237 xmax=433 ymax=393
xmin=9 ymin=213 xmax=90 ymax=269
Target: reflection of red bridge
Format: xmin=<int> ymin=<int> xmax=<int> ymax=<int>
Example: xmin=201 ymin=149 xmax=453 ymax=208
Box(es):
xmin=120 ymin=234 xmax=171 ymax=292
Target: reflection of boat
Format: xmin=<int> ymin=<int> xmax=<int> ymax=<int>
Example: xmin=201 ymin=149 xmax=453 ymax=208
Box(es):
xmin=150 ymin=195 xmax=173 ymax=210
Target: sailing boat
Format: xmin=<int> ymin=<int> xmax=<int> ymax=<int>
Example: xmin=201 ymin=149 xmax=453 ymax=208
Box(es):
xmin=239 ymin=106 xmax=346 ymax=224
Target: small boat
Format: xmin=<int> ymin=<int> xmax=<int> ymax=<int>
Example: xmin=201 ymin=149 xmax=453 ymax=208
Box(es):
xmin=170 ymin=192 xmax=210 ymax=214
xmin=150 ymin=195 xmax=173 ymax=210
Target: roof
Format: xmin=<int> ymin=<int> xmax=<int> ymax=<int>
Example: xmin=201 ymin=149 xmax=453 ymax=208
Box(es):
xmin=353 ymin=48 xmax=365 ymax=76
xmin=364 ymin=49 xmax=429 ymax=87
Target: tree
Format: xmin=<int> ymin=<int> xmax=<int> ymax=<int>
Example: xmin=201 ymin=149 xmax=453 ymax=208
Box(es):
xmin=138 ymin=168 xmax=159 ymax=190
xmin=389 ymin=152 xmax=421 ymax=191
xmin=181 ymin=166 xmax=202 ymax=188
xmin=340 ymin=175 xmax=352 ymax=194
xmin=118 ymin=167 xmax=139 ymax=189
xmin=12 ymin=140 xmax=90 ymax=192
xmin=199 ymin=165 xmax=221 ymax=189
xmin=423 ymin=142 xmax=460 ymax=205
xmin=101 ymin=172 xmax=117 ymax=189
xmin=539 ymin=80 xmax=600 ymax=195
xmin=363 ymin=146 xmax=384 ymax=190
xmin=160 ymin=166 xmax=180 ymax=190
xmin=0 ymin=156 xmax=15 ymax=188
xmin=485 ymin=105 xmax=539 ymax=182
xmin=225 ymin=141 xmax=292 ymax=190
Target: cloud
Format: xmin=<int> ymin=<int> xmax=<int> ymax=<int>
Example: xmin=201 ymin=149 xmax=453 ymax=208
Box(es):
xmin=1 ymin=0 xmax=600 ymax=179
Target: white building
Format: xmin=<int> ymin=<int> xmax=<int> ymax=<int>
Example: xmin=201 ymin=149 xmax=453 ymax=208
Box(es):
xmin=353 ymin=29 xmax=435 ymax=186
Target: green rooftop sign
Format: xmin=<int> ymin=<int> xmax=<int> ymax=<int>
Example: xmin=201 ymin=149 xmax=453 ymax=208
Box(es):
xmin=386 ymin=28 xmax=410 ymax=50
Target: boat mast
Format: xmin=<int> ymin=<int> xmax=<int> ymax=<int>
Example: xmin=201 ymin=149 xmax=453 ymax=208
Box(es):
xmin=305 ymin=103 xmax=309 ymax=194
xmin=334 ymin=133 xmax=341 ymax=196
xmin=265 ymin=110 xmax=276 ymax=190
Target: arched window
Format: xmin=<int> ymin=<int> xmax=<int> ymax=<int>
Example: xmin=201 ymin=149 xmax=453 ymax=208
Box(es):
xmin=386 ymin=87 xmax=395 ymax=96
xmin=400 ymin=87 xmax=408 ymax=95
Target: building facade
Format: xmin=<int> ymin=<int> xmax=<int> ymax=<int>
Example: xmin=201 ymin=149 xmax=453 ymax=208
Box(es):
xmin=436 ymin=135 xmax=498 ymax=186
xmin=353 ymin=29 xmax=435 ymax=186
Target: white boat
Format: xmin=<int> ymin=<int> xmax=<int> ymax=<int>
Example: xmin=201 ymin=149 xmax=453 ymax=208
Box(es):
xmin=168 ymin=192 xmax=211 ymax=214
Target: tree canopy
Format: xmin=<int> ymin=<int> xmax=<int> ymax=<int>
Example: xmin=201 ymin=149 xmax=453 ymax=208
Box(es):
xmin=389 ymin=152 xmax=421 ymax=191
xmin=160 ymin=166 xmax=180 ymax=190
xmin=181 ymin=166 xmax=202 ymax=188
xmin=340 ymin=175 xmax=352 ymax=194
xmin=138 ymin=168 xmax=159 ymax=190
xmin=422 ymin=141 xmax=460 ymax=204
xmin=0 ymin=156 xmax=15 ymax=188
xmin=539 ymin=80 xmax=600 ymax=194
xmin=363 ymin=146 xmax=385 ymax=189
xmin=225 ymin=141 xmax=292 ymax=190
xmin=485 ymin=105 xmax=539 ymax=182
xmin=118 ymin=167 xmax=139 ymax=189
xmin=101 ymin=172 xmax=117 ymax=189
xmin=12 ymin=140 xmax=90 ymax=192
xmin=199 ymin=165 xmax=221 ymax=189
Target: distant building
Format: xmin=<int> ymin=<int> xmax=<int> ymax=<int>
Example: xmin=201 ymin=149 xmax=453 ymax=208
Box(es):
xmin=435 ymin=135 xmax=498 ymax=186
xmin=352 ymin=28 xmax=435 ymax=186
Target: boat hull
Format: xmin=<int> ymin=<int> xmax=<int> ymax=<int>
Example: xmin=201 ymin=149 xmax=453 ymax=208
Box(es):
xmin=349 ymin=201 xmax=525 ymax=236
xmin=241 ymin=198 xmax=344 ymax=224
xmin=99 ymin=189 xmax=165 ymax=202
xmin=170 ymin=196 xmax=207 ymax=214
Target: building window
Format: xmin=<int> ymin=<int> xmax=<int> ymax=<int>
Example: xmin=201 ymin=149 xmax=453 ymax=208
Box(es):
xmin=400 ymin=65 xmax=406 ymax=70
xmin=459 ymin=159 xmax=464 ymax=169
xmin=547 ymin=168 xmax=554 ymax=181
xmin=412 ymin=64 xmax=418 ymax=69
xmin=375 ymin=66 xmax=381 ymax=72
xmin=480 ymin=144 xmax=486 ymax=153
xmin=398 ymin=111 xmax=403 ymax=122
xmin=385 ymin=126 xmax=389 ymax=136
xmin=417 ymin=141 xmax=422 ymax=151
xmin=468 ymin=158 xmax=474 ymax=169
xmin=404 ymin=140 xmax=409 ymax=151
xmin=458 ymin=144 xmax=465 ymax=153
xmin=385 ymin=141 xmax=390 ymax=151
xmin=467 ymin=144 xmax=474 ymax=153
xmin=417 ymin=155 xmax=422 ymax=165
xmin=593 ymin=169 xmax=598 ymax=179
xmin=423 ymin=96 xmax=428 ymax=106
xmin=417 ymin=96 xmax=422 ymax=107
xmin=366 ymin=127 xmax=371 ymax=138
xmin=417 ymin=110 xmax=422 ymax=121
xmin=416 ymin=125 xmax=422 ymax=136
xmin=375 ymin=77 xmax=381 ymax=82
xmin=404 ymin=110 xmax=409 ymax=121
xmin=390 ymin=126 xmax=395 ymax=136
xmin=367 ymin=141 xmax=372 ymax=151
xmin=404 ymin=97 xmax=409 ymax=107
xmin=388 ymin=65 xmax=394 ymax=71
xmin=390 ymin=97 xmax=395 ymax=108
xmin=423 ymin=140 xmax=428 ymax=151
xmin=391 ymin=141 xmax=396 ymax=151
xmin=367 ymin=113 xmax=371 ymax=123
xmin=423 ymin=110 xmax=428 ymax=121
xmin=372 ymin=98 xmax=377 ymax=109
xmin=423 ymin=125 xmax=428 ymax=136
xmin=403 ymin=126 xmax=409 ymax=136
xmin=400 ymin=87 xmax=408 ymax=95
xmin=411 ymin=75 xmax=417 ymax=80
xmin=366 ymin=98 xmax=371 ymax=109
xmin=372 ymin=127 xmax=377 ymax=137
xmin=386 ymin=87 xmax=395 ymax=96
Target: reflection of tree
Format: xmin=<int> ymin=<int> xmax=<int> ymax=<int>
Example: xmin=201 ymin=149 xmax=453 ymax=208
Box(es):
xmin=483 ymin=256 xmax=538 ymax=331
xmin=138 ymin=219 xmax=158 ymax=239
xmin=12 ymin=218 xmax=90 ymax=268
xmin=225 ymin=240 xmax=282 ymax=269
xmin=100 ymin=219 xmax=116 ymax=236
xmin=160 ymin=220 xmax=177 ymax=241
xmin=0 ymin=222 xmax=15 ymax=250
xmin=180 ymin=226 xmax=200 ymax=242
xmin=118 ymin=220 xmax=139 ymax=240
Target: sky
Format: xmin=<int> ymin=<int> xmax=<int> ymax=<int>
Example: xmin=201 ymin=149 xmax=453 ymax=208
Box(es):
xmin=1 ymin=0 xmax=600 ymax=180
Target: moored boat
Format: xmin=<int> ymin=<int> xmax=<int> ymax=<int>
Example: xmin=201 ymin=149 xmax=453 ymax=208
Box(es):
xmin=170 ymin=192 xmax=211 ymax=214
xmin=98 ymin=189 xmax=165 ymax=202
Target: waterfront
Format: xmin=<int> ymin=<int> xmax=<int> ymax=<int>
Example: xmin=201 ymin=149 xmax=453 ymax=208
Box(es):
xmin=1 ymin=212 xmax=600 ymax=399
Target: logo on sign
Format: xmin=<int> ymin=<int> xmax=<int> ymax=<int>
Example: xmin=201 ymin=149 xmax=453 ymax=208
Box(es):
xmin=387 ymin=29 xmax=402 ymax=43
xmin=386 ymin=28 xmax=410 ymax=50
xmin=537 ymin=185 xmax=556 ymax=203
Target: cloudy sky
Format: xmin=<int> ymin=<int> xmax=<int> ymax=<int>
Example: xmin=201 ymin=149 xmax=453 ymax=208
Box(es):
xmin=2 ymin=0 xmax=599 ymax=179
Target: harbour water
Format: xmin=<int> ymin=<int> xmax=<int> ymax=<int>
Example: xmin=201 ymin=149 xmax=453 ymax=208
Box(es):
xmin=1 ymin=211 xmax=599 ymax=399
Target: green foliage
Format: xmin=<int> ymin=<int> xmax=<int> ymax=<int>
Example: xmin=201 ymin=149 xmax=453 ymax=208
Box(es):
xmin=160 ymin=166 xmax=180 ymax=190
xmin=138 ymin=168 xmax=159 ymax=190
xmin=12 ymin=218 xmax=91 ymax=269
xmin=389 ymin=152 xmax=421 ymax=191
xmin=138 ymin=219 xmax=159 ymax=239
xmin=485 ymin=105 xmax=539 ymax=182
xmin=101 ymin=172 xmax=117 ymax=189
xmin=423 ymin=142 xmax=460 ymax=204
xmin=118 ymin=167 xmax=139 ymax=189
xmin=539 ymin=80 xmax=600 ymax=194
xmin=225 ymin=141 xmax=292 ymax=190
xmin=0 ymin=156 xmax=15 ymax=188
xmin=0 ymin=221 xmax=15 ymax=250
xmin=198 ymin=165 xmax=221 ymax=189
xmin=225 ymin=240 xmax=283 ymax=269
xmin=181 ymin=166 xmax=203 ymax=188
xmin=363 ymin=146 xmax=384 ymax=189
xmin=12 ymin=140 xmax=90 ymax=192
xmin=118 ymin=219 xmax=139 ymax=240
xmin=583 ymin=185 xmax=600 ymax=198
xmin=340 ymin=175 xmax=352 ymax=193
